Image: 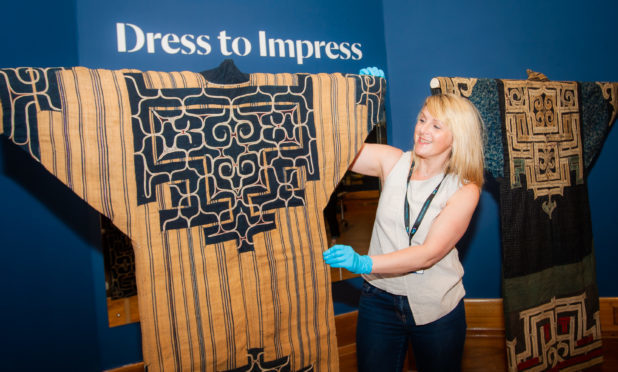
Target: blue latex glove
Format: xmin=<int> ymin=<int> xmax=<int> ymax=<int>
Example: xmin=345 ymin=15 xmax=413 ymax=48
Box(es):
xmin=323 ymin=244 xmax=373 ymax=274
xmin=358 ymin=66 xmax=385 ymax=78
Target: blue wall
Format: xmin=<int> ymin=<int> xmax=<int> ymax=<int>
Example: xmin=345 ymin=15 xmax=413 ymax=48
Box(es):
xmin=1 ymin=0 xmax=616 ymax=370
xmin=381 ymin=0 xmax=618 ymax=297
xmin=76 ymin=0 xmax=387 ymax=74
xmin=0 ymin=1 xmax=97 ymax=371
xmin=0 ymin=1 xmax=144 ymax=370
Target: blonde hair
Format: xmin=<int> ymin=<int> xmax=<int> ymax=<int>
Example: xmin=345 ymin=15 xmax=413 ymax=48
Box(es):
xmin=413 ymin=93 xmax=485 ymax=187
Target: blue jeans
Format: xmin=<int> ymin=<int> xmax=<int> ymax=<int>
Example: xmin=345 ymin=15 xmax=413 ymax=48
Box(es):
xmin=356 ymin=281 xmax=466 ymax=372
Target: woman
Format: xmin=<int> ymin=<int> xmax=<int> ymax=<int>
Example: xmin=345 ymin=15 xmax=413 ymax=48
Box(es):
xmin=323 ymin=93 xmax=484 ymax=371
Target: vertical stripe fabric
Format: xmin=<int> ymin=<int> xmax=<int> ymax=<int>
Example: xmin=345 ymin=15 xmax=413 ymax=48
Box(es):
xmin=0 ymin=65 xmax=385 ymax=371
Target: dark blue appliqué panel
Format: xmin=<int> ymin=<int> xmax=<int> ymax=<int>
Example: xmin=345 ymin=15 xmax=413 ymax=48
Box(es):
xmin=224 ymin=348 xmax=313 ymax=372
xmin=126 ymin=72 xmax=318 ymax=252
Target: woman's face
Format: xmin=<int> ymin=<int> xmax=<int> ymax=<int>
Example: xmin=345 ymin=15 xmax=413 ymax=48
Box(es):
xmin=413 ymin=108 xmax=453 ymax=161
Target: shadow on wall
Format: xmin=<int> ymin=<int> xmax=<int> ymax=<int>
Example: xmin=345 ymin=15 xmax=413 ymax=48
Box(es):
xmin=455 ymin=171 xmax=501 ymax=265
xmin=1 ymin=137 xmax=102 ymax=248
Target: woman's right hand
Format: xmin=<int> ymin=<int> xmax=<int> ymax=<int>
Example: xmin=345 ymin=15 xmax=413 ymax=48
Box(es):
xmin=323 ymin=244 xmax=373 ymax=274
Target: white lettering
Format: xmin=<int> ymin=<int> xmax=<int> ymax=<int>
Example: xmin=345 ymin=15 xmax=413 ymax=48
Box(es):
xmin=116 ymin=23 xmax=144 ymax=53
xmin=313 ymin=41 xmax=326 ymax=59
xmin=180 ymin=34 xmax=196 ymax=55
xmin=196 ymin=35 xmax=211 ymax=55
xmin=114 ymin=24 xmax=364 ymax=63
xmin=218 ymin=30 xmax=232 ymax=56
xmin=232 ymin=37 xmax=251 ymax=56
xmin=161 ymin=33 xmax=180 ymax=54
xmin=351 ymin=42 xmax=363 ymax=60
xmin=116 ymin=23 xmax=127 ymax=52
xmin=325 ymin=41 xmax=339 ymax=59
xmin=339 ymin=42 xmax=351 ymax=60
xmin=258 ymin=30 xmax=267 ymax=56
xmin=269 ymin=38 xmax=295 ymax=58
xmin=295 ymin=40 xmax=313 ymax=65
xmin=146 ymin=32 xmax=162 ymax=54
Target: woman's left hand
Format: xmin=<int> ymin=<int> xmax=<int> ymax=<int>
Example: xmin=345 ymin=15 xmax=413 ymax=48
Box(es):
xmin=359 ymin=67 xmax=385 ymax=78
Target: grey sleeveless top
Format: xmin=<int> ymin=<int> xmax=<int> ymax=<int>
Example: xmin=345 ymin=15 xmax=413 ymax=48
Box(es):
xmin=362 ymin=151 xmax=465 ymax=325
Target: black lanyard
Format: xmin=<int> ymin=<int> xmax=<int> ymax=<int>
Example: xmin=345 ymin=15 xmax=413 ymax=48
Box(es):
xmin=403 ymin=161 xmax=446 ymax=246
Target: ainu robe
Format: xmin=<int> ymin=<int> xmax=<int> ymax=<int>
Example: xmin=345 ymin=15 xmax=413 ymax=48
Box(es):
xmin=0 ymin=60 xmax=385 ymax=371
xmin=432 ymin=76 xmax=617 ymax=371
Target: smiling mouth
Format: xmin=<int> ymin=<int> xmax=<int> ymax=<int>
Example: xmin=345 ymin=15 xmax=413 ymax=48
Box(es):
xmin=418 ymin=138 xmax=431 ymax=144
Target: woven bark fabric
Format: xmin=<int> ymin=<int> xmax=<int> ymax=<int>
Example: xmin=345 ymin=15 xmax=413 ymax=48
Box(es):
xmin=433 ymin=76 xmax=617 ymax=371
xmin=0 ymin=61 xmax=385 ymax=371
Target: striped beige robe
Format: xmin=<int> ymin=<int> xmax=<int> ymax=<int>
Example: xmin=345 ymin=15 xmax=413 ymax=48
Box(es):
xmin=0 ymin=63 xmax=385 ymax=371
